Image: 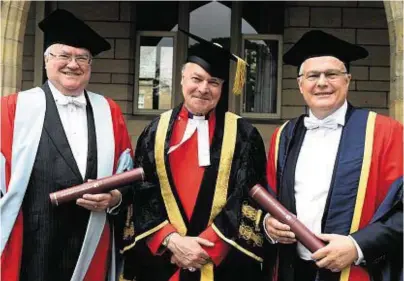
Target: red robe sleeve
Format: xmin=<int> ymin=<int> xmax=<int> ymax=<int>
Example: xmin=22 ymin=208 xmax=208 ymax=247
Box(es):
xmin=267 ymin=127 xmax=280 ymax=194
xmin=199 ymin=226 xmax=230 ymax=265
xmin=1 ymin=94 xmax=23 ymax=281
xmin=147 ymin=224 xmax=177 ymax=255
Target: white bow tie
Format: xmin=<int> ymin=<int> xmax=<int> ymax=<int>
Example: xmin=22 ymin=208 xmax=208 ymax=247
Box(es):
xmin=304 ymin=116 xmax=339 ymax=130
xmin=56 ymin=95 xmax=87 ymax=107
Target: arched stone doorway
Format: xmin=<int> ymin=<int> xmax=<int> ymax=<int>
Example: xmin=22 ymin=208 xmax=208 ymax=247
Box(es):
xmin=384 ymin=0 xmax=403 ymax=122
xmin=0 ymin=0 xmax=402 ymax=122
xmin=1 ymin=0 xmax=31 ymax=95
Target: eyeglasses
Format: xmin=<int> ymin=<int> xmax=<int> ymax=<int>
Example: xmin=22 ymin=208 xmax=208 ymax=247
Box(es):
xmin=299 ymin=70 xmax=348 ymax=82
xmin=48 ymin=52 xmax=92 ymax=66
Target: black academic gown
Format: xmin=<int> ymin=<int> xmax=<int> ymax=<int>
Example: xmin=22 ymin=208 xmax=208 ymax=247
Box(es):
xmin=120 ymin=104 xmax=270 ymax=281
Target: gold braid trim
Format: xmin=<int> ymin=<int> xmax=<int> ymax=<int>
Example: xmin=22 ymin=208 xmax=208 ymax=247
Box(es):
xmin=241 ymin=202 xmax=263 ymax=231
xmin=123 ymin=204 xmax=135 ymax=240
xmin=121 ymin=220 xmax=169 ymax=253
xmin=255 ymin=209 xmax=263 ymax=231
xmin=209 ymin=112 xmax=240 ymax=224
xmin=201 ymin=112 xmax=240 ymax=281
xmin=119 ymin=274 xmax=134 ymax=281
xmin=212 ymin=224 xmax=263 ymax=262
xmin=238 ymin=222 xmax=264 ymax=247
xmin=155 ymin=110 xmax=187 ymax=235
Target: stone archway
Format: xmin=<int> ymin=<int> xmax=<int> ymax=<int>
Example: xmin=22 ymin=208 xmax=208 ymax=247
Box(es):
xmin=1 ymin=0 xmax=31 ymax=97
xmin=384 ymin=0 xmax=403 ymax=122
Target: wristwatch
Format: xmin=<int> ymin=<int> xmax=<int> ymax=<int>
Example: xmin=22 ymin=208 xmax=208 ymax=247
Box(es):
xmin=162 ymin=233 xmax=175 ymax=248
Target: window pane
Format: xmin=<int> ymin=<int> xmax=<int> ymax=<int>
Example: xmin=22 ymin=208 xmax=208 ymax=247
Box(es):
xmin=243 ymin=39 xmax=279 ymax=114
xmin=137 ymin=36 xmax=173 ymax=110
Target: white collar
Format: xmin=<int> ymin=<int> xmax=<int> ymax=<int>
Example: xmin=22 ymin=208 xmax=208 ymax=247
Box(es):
xmin=48 ymin=81 xmax=86 ymax=106
xmin=309 ymin=100 xmax=347 ymax=127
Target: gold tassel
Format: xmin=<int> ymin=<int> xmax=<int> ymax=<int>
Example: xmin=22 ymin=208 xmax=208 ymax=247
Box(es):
xmin=232 ymin=55 xmax=247 ymax=95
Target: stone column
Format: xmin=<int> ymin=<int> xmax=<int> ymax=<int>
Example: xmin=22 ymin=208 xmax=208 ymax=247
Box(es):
xmin=1 ymin=0 xmax=31 ymax=97
xmin=384 ymin=0 xmax=403 ymax=122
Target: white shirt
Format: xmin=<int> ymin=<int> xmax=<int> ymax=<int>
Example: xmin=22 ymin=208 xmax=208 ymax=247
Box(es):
xmin=264 ymin=100 xmax=364 ymax=264
xmin=48 ymin=81 xmax=88 ymax=179
xmin=295 ymin=101 xmax=347 ymax=260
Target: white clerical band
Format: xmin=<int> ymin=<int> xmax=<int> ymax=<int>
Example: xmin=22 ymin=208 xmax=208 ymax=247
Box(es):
xmin=168 ymin=115 xmax=210 ymax=167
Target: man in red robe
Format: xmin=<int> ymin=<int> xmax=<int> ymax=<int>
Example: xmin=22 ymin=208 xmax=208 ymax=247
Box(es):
xmin=1 ymin=9 xmax=132 ymax=281
xmin=119 ymin=30 xmax=269 ymax=281
xmin=264 ymin=30 xmax=403 ymax=281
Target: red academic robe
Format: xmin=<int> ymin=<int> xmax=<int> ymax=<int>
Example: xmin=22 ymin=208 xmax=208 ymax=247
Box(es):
xmin=1 ymin=91 xmax=132 ymax=281
xmin=266 ymin=107 xmax=403 ymax=281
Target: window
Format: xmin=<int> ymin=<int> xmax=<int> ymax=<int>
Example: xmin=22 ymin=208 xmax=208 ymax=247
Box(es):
xmin=132 ymin=1 xmax=284 ymax=117
xmin=134 ymin=32 xmax=176 ymax=113
xmin=242 ymin=35 xmax=282 ymax=118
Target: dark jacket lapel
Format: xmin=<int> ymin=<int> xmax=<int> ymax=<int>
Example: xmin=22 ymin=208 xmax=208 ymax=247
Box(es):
xmin=279 ymin=115 xmax=306 ymax=215
xmin=42 ymin=82 xmax=82 ymax=181
xmin=83 ymin=91 xmax=98 ymax=181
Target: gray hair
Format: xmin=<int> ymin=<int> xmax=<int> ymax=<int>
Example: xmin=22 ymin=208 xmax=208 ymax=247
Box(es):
xmin=181 ymin=63 xmax=190 ymax=75
xmin=298 ymin=57 xmax=348 ymax=77
xmin=43 ymin=44 xmax=92 ymax=59
xmin=44 ymin=45 xmax=52 ymax=57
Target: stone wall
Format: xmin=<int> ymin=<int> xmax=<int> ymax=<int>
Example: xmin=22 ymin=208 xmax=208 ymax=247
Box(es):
xmin=16 ymin=1 xmax=397 ymax=150
xmin=281 ymin=1 xmax=390 ymax=120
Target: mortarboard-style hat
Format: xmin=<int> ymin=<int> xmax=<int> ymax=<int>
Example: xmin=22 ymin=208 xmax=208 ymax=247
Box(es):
xmin=179 ymin=29 xmax=247 ymax=95
xmin=38 ymin=9 xmax=111 ymax=56
xmin=283 ymin=30 xmax=368 ymax=70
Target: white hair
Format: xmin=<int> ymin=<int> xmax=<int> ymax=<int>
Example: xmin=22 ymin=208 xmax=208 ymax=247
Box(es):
xmin=181 ymin=62 xmax=191 ymax=75
xmin=44 ymin=45 xmax=53 ymax=57
xmin=43 ymin=44 xmax=92 ymax=59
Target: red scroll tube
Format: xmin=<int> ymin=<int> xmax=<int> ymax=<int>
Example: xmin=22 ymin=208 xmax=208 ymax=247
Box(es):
xmin=249 ymin=184 xmax=325 ymax=253
xmin=49 ymin=167 xmax=145 ymax=206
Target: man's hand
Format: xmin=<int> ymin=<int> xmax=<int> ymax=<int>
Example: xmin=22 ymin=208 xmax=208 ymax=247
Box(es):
xmin=167 ymin=233 xmax=214 ymax=269
xmin=76 ymin=189 xmax=122 ymax=212
xmin=265 ymin=216 xmax=296 ymax=244
xmin=312 ymin=234 xmax=358 ymax=272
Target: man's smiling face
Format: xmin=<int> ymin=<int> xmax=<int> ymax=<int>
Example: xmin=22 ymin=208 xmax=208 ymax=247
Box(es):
xmin=45 ymin=44 xmax=92 ymax=95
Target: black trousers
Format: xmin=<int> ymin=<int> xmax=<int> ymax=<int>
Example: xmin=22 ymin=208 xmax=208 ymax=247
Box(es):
xmin=294 ymin=258 xmax=318 ymax=281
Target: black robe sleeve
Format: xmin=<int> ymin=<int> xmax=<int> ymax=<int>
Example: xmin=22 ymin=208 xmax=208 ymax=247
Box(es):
xmin=212 ymin=124 xmax=269 ymax=261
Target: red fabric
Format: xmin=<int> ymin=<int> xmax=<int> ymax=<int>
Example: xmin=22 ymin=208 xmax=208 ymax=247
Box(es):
xmin=148 ymin=107 xmax=230 ymax=280
xmin=199 ymin=226 xmax=230 ymax=265
xmin=168 ymin=107 xmax=216 ymax=220
xmin=84 ymin=98 xmax=132 ymax=281
xmin=0 ymin=95 xmax=132 ymax=281
xmin=84 ymin=223 xmax=111 ymax=281
xmin=266 ymin=126 xmax=281 ymax=281
xmin=1 ymin=94 xmax=22 ymax=281
xmin=147 ymin=224 xmax=177 ymax=255
xmin=266 ymin=115 xmax=404 ymax=281
xmin=348 ymin=115 xmax=403 ymax=281
xmin=266 ymin=127 xmax=280 ymax=194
